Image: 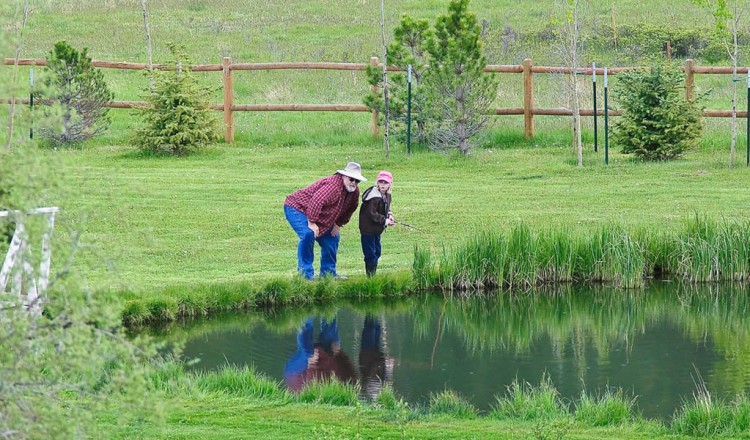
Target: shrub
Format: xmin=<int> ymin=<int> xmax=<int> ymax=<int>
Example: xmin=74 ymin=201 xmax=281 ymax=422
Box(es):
xmin=612 ymin=62 xmax=703 ymax=160
xmin=133 ymin=43 xmax=220 ymax=156
xmin=37 ymin=40 xmax=113 ymax=145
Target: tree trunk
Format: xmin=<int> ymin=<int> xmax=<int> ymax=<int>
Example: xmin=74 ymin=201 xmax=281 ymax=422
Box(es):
xmin=4 ymin=0 xmax=31 ymax=152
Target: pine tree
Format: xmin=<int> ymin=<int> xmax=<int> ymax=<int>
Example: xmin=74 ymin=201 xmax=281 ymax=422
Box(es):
xmin=134 ymin=43 xmax=220 ymax=156
xmin=37 ymin=41 xmax=113 ymax=145
xmin=424 ymin=0 xmax=498 ymax=154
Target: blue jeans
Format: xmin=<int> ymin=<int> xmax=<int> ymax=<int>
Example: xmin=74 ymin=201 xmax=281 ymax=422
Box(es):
xmin=284 ymin=205 xmax=340 ymax=279
xmin=360 ymin=233 xmax=381 ymax=267
xmin=284 ymin=318 xmax=314 ymax=376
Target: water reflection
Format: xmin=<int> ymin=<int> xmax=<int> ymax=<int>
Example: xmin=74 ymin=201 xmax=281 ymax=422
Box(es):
xmin=282 ymin=315 xmax=394 ymax=400
xmin=154 ymin=283 xmax=750 ymax=420
xmin=283 ymin=317 xmax=356 ymax=391
xmin=358 ymin=315 xmax=394 ymax=400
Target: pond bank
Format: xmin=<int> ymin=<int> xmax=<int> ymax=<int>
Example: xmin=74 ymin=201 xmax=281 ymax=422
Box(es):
xmin=103 ymin=361 xmax=749 ymax=439
xmin=121 ymin=218 xmax=750 ymax=327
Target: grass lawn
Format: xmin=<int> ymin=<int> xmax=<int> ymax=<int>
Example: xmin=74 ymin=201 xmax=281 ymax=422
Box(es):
xmin=107 ymin=392 xmax=683 ymax=440
xmin=46 ymin=122 xmax=749 ymax=294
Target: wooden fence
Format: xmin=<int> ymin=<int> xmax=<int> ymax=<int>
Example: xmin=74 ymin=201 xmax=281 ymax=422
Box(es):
xmin=3 ymin=57 xmax=749 ymax=143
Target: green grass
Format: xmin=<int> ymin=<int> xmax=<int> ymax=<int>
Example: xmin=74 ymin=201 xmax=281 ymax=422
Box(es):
xmin=490 ymin=375 xmax=567 ymax=421
xmin=4 ymin=0 xmax=749 ymax=148
xmin=106 ymin=360 xmax=734 ymax=438
xmin=41 ymin=139 xmax=750 ymax=297
xmin=574 ymin=387 xmax=639 ymax=427
xmin=412 ymin=218 xmax=750 ymax=290
xmin=428 ymin=390 xmax=479 ymax=419
xmin=672 ymin=391 xmax=750 ymax=437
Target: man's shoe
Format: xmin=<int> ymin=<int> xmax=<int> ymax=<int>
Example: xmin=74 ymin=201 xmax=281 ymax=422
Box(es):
xmin=334 ymin=274 xmax=348 ymax=281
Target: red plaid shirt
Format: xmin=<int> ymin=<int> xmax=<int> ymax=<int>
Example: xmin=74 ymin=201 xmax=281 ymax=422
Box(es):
xmin=284 ymin=174 xmax=360 ymax=232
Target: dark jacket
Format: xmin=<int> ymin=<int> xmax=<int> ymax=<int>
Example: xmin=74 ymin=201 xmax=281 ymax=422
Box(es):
xmin=358 ymin=186 xmax=391 ymax=235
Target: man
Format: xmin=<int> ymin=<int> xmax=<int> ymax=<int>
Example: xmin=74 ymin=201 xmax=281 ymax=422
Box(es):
xmin=283 ymin=162 xmax=367 ymax=280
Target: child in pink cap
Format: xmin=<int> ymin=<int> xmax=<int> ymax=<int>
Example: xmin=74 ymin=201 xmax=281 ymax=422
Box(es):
xmin=358 ymin=171 xmax=395 ymax=277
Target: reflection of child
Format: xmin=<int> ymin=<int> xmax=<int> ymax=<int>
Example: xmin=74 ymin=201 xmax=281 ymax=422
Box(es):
xmin=283 ymin=318 xmax=355 ymax=392
xmin=358 ymin=315 xmax=393 ymax=400
xmin=358 ymin=171 xmax=395 ymax=277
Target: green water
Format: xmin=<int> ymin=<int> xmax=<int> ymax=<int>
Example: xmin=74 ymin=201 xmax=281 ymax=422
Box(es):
xmin=155 ymin=282 xmax=750 ymax=420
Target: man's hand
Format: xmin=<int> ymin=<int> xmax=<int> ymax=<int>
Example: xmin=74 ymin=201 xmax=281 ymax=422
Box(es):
xmin=308 ymin=220 xmax=320 ymax=238
xmin=331 ymin=224 xmax=341 ymax=236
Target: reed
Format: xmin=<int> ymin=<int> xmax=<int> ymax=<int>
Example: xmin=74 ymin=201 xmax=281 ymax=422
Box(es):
xmin=412 ymin=218 xmax=750 ymax=292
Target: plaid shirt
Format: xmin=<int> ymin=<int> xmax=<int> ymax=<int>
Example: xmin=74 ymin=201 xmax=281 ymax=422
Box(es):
xmin=284 ymin=174 xmax=360 ymax=232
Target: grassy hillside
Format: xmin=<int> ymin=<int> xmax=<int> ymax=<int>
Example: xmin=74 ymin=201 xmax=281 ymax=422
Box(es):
xmin=3 ymin=0 xmax=743 ymax=144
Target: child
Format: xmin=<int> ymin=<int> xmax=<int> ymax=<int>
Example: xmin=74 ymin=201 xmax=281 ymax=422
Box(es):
xmin=358 ymin=171 xmax=395 ymax=277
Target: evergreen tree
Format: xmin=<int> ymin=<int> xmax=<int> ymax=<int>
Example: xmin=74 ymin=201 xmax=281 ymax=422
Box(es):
xmin=134 ymin=44 xmax=220 ymax=156
xmin=612 ymin=62 xmax=704 ymax=160
xmin=424 ymin=0 xmax=498 ymax=154
xmin=364 ymin=0 xmax=497 ymax=155
xmin=365 ymin=15 xmax=433 ymax=146
xmin=37 ymin=41 xmax=113 ymax=145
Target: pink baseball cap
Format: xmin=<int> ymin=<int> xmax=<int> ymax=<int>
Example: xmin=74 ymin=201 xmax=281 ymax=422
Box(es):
xmin=376 ymin=171 xmax=393 ymax=184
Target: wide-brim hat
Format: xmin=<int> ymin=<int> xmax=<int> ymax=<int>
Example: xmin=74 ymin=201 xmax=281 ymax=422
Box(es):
xmin=337 ymin=162 xmax=367 ymax=182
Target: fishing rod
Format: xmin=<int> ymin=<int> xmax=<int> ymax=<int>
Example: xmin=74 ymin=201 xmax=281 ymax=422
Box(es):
xmin=392 ymin=220 xmax=421 ymax=231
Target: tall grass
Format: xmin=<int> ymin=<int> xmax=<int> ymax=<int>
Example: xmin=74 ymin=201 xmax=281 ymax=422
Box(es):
xmin=413 ymin=218 xmax=750 ymax=292
xmin=489 ymin=375 xmax=567 ymax=421
xmin=428 ymin=390 xmax=478 ymax=419
xmin=672 ymin=384 xmax=750 ymax=437
xmin=573 ymin=387 xmax=638 ymax=426
xmin=143 ymin=357 xmax=750 ymax=433
xmin=297 ymin=379 xmax=359 ymax=406
xmin=194 ymin=365 xmax=286 ymax=400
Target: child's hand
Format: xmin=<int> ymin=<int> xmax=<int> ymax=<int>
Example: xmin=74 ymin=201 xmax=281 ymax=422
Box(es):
xmin=387 ymin=212 xmax=395 ymax=226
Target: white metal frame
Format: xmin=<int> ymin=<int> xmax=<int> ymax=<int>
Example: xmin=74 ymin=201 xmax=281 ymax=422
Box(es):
xmin=0 ymin=207 xmax=59 ymax=315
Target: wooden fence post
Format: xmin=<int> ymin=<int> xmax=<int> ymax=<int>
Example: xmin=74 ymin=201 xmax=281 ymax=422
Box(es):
xmin=370 ymin=56 xmax=380 ymax=138
xmin=684 ymin=59 xmax=694 ymax=101
xmin=523 ymin=58 xmax=534 ymax=139
xmin=223 ymin=56 xmax=234 ymax=143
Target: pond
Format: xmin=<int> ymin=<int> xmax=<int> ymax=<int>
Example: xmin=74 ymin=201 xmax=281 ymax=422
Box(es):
xmin=153 ymin=282 xmax=750 ymax=420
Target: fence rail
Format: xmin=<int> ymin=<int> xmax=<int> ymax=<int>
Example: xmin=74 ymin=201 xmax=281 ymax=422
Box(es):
xmin=3 ymin=57 xmax=748 ymax=143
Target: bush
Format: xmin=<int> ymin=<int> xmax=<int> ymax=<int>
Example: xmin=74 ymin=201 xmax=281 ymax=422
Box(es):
xmin=133 ymin=44 xmax=220 ymax=156
xmin=37 ymin=41 xmax=113 ymax=145
xmin=612 ymin=62 xmax=703 ymax=160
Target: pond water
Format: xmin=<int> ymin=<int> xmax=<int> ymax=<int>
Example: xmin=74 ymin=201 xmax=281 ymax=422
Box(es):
xmin=153 ymin=282 xmax=750 ymax=420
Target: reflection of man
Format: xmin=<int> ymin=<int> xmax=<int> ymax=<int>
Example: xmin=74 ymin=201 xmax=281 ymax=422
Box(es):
xmin=283 ymin=162 xmax=367 ymax=280
xmin=284 ymin=317 xmax=356 ymax=392
xmin=358 ymin=315 xmax=394 ymax=400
